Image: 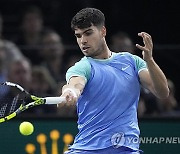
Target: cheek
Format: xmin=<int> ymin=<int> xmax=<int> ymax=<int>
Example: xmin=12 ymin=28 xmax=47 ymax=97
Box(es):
xmin=77 ymin=39 xmax=81 ymax=46
xmin=92 ymin=35 xmax=102 ymax=46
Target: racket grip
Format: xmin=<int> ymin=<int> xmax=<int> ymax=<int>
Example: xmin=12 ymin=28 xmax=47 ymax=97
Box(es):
xmin=45 ymin=97 xmax=66 ymax=104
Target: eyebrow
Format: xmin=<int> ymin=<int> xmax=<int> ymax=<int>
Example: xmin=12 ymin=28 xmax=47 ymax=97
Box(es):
xmin=75 ymin=28 xmax=93 ymax=36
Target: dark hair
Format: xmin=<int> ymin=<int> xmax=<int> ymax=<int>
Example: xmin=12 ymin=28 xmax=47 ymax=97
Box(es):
xmin=71 ymin=8 xmax=105 ymax=30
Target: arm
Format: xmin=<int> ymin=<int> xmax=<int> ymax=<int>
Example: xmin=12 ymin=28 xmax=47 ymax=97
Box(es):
xmin=60 ymin=76 xmax=86 ymax=104
xmin=136 ymin=32 xmax=169 ymax=99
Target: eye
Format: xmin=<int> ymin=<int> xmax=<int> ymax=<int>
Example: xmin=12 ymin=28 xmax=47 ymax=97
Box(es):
xmin=75 ymin=34 xmax=81 ymax=38
xmin=85 ymin=31 xmax=92 ymax=36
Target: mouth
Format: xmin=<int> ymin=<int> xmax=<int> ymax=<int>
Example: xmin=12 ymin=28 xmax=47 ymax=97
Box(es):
xmin=82 ymin=46 xmax=90 ymax=52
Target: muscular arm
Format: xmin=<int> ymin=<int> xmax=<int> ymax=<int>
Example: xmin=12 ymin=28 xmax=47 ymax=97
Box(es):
xmin=139 ymin=61 xmax=169 ymax=98
xmin=136 ymin=32 xmax=169 ymax=99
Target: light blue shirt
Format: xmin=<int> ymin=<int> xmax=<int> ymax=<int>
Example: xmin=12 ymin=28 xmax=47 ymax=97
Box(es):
xmin=66 ymin=52 xmax=147 ymax=151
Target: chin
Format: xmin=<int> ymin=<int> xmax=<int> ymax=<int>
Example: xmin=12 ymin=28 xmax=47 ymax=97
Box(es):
xmin=84 ymin=53 xmax=90 ymax=57
xmin=82 ymin=51 xmax=89 ymax=56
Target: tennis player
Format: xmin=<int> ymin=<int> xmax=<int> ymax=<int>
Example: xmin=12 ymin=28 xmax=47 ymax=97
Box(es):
xmin=61 ymin=8 xmax=169 ymax=154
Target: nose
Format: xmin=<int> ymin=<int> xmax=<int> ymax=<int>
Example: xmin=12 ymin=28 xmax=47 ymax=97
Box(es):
xmin=81 ymin=35 xmax=87 ymax=44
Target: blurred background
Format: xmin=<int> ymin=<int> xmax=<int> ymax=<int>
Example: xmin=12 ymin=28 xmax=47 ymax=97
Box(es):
xmin=0 ymin=0 xmax=180 ymax=153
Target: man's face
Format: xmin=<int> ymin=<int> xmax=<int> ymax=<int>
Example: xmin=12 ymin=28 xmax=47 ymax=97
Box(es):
xmin=112 ymin=37 xmax=134 ymax=54
xmin=8 ymin=61 xmax=31 ymax=89
xmin=23 ymin=13 xmax=43 ymax=33
xmin=42 ymin=33 xmax=64 ymax=60
xmin=74 ymin=25 xmax=106 ymax=58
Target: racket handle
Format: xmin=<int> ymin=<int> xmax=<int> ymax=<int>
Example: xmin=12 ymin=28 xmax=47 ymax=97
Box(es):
xmin=44 ymin=97 xmax=66 ymax=104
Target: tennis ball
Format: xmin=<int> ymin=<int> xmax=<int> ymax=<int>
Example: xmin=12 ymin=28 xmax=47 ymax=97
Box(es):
xmin=19 ymin=121 xmax=34 ymax=136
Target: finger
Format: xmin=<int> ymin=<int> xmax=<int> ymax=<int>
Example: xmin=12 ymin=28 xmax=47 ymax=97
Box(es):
xmin=138 ymin=32 xmax=142 ymax=36
xmin=67 ymin=94 xmax=78 ymax=104
xmin=143 ymin=34 xmax=152 ymax=48
xmin=139 ymin=32 xmax=150 ymax=37
xmin=65 ymin=94 xmax=70 ymax=101
xmin=138 ymin=33 xmax=147 ymax=45
xmin=145 ymin=36 xmax=153 ymax=50
xmin=137 ymin=33 xmax=149 ymax=50
xmin=136 ymin=44 xmax=146 ymax=51
xmin=145 ymin=34 xmax=153 ymax=46
xmin=140 ymin=33 xmax=153 ymax=50
xmin=138 ymin=32 xmax=152 ymax=41
xmin=142 ymin=32 xmax=153 ymax=44
xmin=143 ymin=32 xmax=152 ymax=38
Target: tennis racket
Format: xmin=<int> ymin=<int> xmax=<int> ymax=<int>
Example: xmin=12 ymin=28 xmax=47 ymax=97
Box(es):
xmin=0 ymin=82 xmax=65 ymax=123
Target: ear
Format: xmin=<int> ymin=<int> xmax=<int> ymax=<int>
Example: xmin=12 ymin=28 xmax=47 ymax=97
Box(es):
xmin=101 ymin=26 xmax=106 ymax=37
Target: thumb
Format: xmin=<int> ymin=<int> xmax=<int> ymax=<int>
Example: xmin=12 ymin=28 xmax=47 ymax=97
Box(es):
xmin=136 ymin=44 xmax=145 ymax=51
xmin=142 ymin=51 xmax=145 ymax=57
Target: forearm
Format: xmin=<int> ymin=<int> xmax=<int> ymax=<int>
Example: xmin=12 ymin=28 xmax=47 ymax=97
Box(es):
xmin=60 ymin=76 xmax=86 ymax=104
xmin=146 ymin=58 xmax=169 ymax=98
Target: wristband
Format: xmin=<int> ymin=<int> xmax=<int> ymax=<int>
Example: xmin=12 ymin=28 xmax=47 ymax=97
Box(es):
xmin=62 ymin=88 xmax=77 ymax=97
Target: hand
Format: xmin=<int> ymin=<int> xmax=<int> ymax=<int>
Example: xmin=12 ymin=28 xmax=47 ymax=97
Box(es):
xmin=62 ymin=89 xmax=78 ymax=104
xmin=136 ymin=32 xmax=153 ymax=62
xmin=57 ymin=91 xmax=77 ymax=108
xmin=57 ymin=85 xmax=80 ymax=108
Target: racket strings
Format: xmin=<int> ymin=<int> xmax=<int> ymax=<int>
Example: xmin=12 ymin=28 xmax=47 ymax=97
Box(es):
xmin=0 ymin=104 xmax=7 ymax=117
xmin=0 ymin=96 xmax=20 ymax=118
xmin=9 ymin=94 xmax=19 ymax=113
xmin=0 ymin=85 xmax=25 ymax=118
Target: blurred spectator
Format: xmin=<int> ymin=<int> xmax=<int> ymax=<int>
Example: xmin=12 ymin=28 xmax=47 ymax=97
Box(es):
xmin=139 ymin=79 xmax=179 ymax=117
xmin=7 ymin=58 xmax=32 ymax=90
xmin=0 ymin=58 xmax=32 ymax=114
xmin=30 ymin=66 xmax=56 ymax=97
xmin=157 ymin=79 xmax=179 ymax=117
xmin=140 ymin=87 xmax=159 ymax=116
xmin=14 ymin=6 xmax=47 ymax=65
xmin=0 ymin=13 xmax=24 ymax=97
xmin=6 ymin=58 xmax=58 ymax=115
xmin=110 ymin=31 xmax=135 ymax=54
xmin=29 ymin=66 xmax=57 ymax=115
xmin=0 ymin=14 xmax=24 ymax=63
xmin=40 ymin=30 xmax=65 ymax=83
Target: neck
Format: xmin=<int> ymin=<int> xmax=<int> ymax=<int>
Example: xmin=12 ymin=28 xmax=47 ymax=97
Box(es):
xmin=93 ymin=41 xmax=112 ymax=59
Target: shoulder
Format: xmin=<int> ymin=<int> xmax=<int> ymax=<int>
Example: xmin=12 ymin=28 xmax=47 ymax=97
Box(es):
xmin=69 ymin=57 xmax=91 ymax=71
xmin=66 ymin=57 xmax=91 ymax=83
xmin=75 ymin=56 xmax=90 ymax=65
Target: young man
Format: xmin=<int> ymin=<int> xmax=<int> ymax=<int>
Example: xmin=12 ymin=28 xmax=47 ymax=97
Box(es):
xmin=60 ymin=8 xmax=169 ymax=154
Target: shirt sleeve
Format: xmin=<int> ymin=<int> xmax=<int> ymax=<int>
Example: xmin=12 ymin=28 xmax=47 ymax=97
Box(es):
xmin=132 ymin=55 xmax=148 ymax=74
xmin=66 ymin=57 xmax=91 ymax=84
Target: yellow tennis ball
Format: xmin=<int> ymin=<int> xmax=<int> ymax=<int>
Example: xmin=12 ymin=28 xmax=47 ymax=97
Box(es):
xmin=19 ymin=121 xmax=34 ymax=136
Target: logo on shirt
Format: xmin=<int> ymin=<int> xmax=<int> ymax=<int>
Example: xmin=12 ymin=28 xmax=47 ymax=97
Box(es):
xmin=122 ymin=65 xmax=130 ymax=71
xmin=111 ymin=132 xmax=125 ymax=148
